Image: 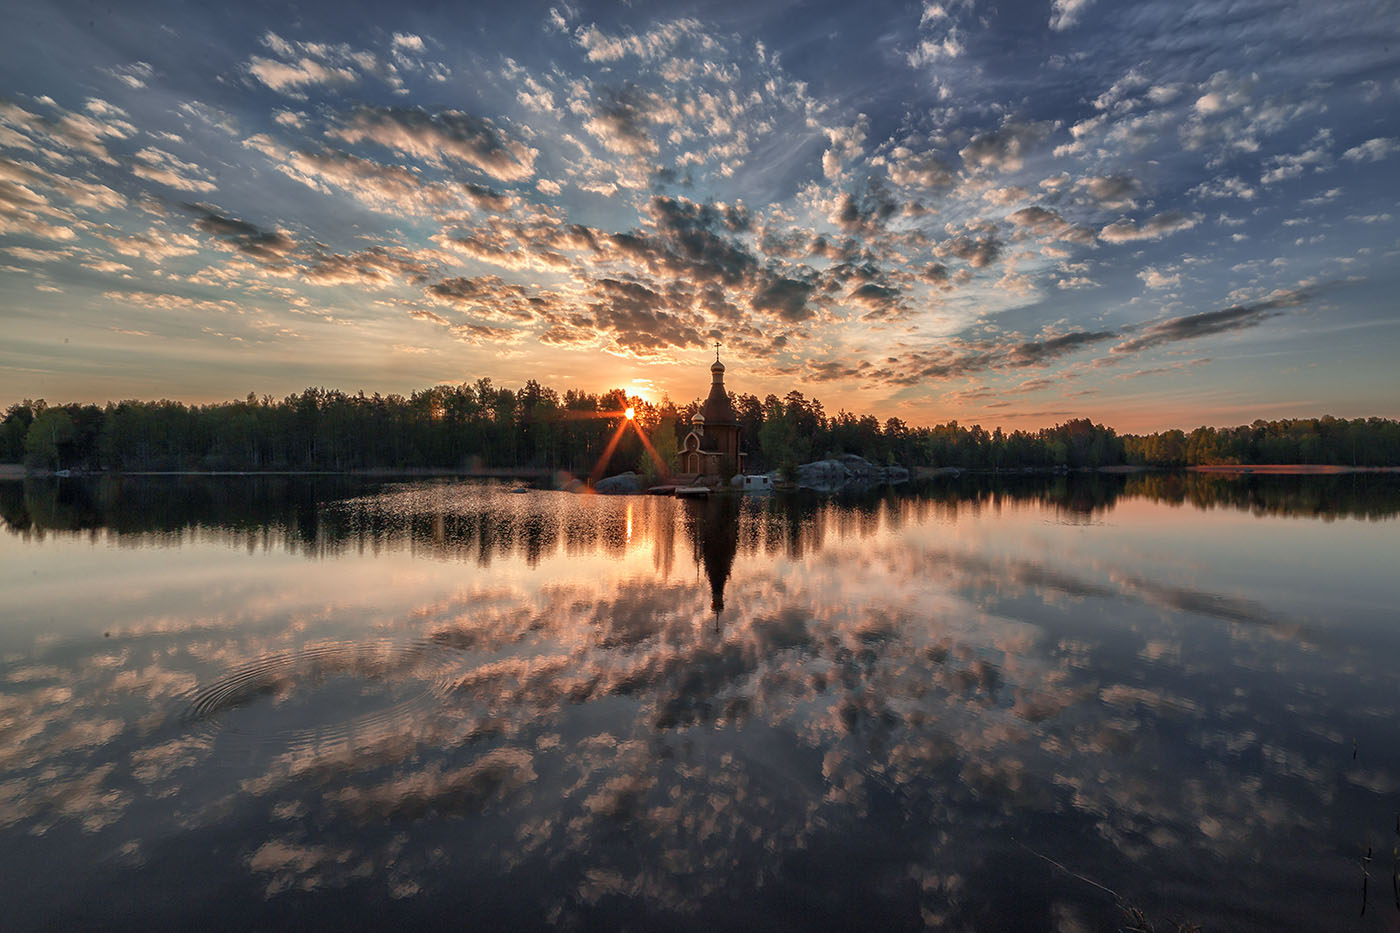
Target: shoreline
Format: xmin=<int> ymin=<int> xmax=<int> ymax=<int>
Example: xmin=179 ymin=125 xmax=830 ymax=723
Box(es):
xmin=0 ymin=466 xmax=555 ymax=480
xmin=3 ymin=463 xmax=1399 ymax=482
xmin=919 ymin=464 xmax=1400 ymax=477
xmin=1186 ymin=464 xmax=1400 ymax=475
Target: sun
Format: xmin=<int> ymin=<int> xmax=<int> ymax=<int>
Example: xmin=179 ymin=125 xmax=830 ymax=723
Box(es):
xmin=624 ymin=406 xmax=636 ymax=420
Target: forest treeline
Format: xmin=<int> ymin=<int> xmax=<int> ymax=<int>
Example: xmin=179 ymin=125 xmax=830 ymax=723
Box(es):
xmin=2 ymin=382 xmax=1398 ymax=474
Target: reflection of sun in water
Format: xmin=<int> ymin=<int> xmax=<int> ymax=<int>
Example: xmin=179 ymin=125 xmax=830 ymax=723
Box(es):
xmin=626 ymin=501 xmax=633 ymax=543
xmin=625 ymin=406 xmax=635 ymax=420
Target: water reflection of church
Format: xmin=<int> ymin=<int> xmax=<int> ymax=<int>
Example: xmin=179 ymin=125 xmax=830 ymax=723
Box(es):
xmin=684 ymin=495 xmax=740 ymax=628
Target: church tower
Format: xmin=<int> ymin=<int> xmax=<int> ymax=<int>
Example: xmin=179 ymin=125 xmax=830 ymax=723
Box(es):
xmin=680 ymin=344 xmax=746 ymax=479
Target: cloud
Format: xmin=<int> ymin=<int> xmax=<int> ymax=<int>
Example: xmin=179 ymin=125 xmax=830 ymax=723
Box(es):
xmin=599 ymin=195 xmax=760 ymax=291
xmin=752 ymin=277 xmax=815 ymax=322
xmin=1005 ymin=330 xmax=1116 ymax=366
xmin=1112 ymin=289 xmax=1311 ymax=353
xmin=583 ymin=89 xmax=661 ymax=157
xmin=248 ymin=56 xmax=357 ymax=94
xmin=82 ymin=258 xmax=133 ymax=274
xmin=936 ymin=232 xmax=1003 ymax=268
xmin=1138 ymin=266 xmax=1180 ymax=289
xmin=0 ymin=99 xmax=133 ymax=164
xmin=516 ymin=74 xmax=558 ymax=115
xmin=907 ymin=31 xmax=962 ymax=66
xmin=1098 ymin=210 xmax=1200 ymax=243
xmin=1007 ymin=206 xmax=1095 ymax=244
xmin=959 ymin=120 xmax=1054 ymax=174
xmin=4 ymin=245 xmax=70 ymax=261
xmin=588 ymin=277 xmax=709 ymax=354
xmin=822 ymin=116 xmax=868 ymax=181
xmin=177 ymin=101 xmax=238 ymax=135
xmin=426 ymin=275 xmax=542 ymax=323
xmin=574 ymin=18 xmax=701 ymax=62
xmin=132 ymin=148 xmax=218 ymax=193
xmin=183 ymin=204 xmax=297 ymax=263
xmin=451 ymin=321 xmax=522 ymax=345
xmin=831 ymin=185 xmax=899 ymax=235
xmin=1260 ymin=144 xmax=1329 ymax=184
xmin=887 ymin=148 xmax=957 ymax=189
xmin=107 ymin=61 xmax=154 ymax=89
xmin=270 ymin=145 xmax=514 ymax=216
xmin=1049 ymin=0 xmax=1095 ymax=30
xmin=436 ymin=221 xmax=580 ymax=273
xmin=1341 ymin=137 xmax=1399 ymax=162
xmin=407 ymin=307 xmax=451 ymax=326
xmin=330 ymin=106 xmax=537 ymax=181
xmin=1077 ymin=174 xmax=1140 ymax=209
xmin=302 ymin=247 xmax=432 ymax=289
xmin=919 ymin=263 xmax=951 ymax=286
xmin=0 ymin=164 xmax=78 ymax=240
xmin=0 ymin=157 xmax=125 ymax=216
xmin=856 ymin=287 xmax=1316 ymax=387
xmin=1189 ymin=176 xmax=1256 ymax=200
xmin=856 ymin=327 xmax=1116 ymax=386
xmin=95 ymin=228 xmax=200 ymax=262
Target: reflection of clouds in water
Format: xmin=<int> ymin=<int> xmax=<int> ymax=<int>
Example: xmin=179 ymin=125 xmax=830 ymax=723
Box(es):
xmin=0 ymin=763 xmax=131 ymax=834
xmin=0 ymin=483 xmax=1397 ymax=927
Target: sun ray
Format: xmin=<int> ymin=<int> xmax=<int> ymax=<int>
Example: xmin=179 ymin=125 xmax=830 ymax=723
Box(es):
xmin=629 ymin=418 xmax=669 ymax=480
xmin=587 ymin=417 xmax=631 ymax=488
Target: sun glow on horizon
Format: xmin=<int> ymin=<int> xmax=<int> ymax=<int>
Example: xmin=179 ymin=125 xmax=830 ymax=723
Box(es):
xmin=625 ymin=407 xmax=635 ymax=420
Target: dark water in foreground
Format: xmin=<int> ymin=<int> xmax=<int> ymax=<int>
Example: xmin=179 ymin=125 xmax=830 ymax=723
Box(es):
xmin=1 ymin=473 xmax=1397 ymax=931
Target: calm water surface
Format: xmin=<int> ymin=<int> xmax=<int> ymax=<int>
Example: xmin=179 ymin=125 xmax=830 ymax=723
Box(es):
xmin=1 ymin=474 xmax=1397 ymax=930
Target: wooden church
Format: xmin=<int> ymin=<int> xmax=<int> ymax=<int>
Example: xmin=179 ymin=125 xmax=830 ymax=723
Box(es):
xmin=680 ymin=347 xmax=746 ymax=480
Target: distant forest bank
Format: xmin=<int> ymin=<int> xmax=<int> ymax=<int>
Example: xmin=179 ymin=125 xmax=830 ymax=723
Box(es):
xmin=2 ymin=383 xmax=1398 ymax=476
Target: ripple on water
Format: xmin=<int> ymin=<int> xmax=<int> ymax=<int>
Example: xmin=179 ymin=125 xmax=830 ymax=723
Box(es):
xmin=179 ymin=641 xmax=461 ymax=757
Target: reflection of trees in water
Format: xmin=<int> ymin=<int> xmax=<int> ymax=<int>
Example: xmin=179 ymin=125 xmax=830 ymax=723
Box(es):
xmin=1122 ymin=471 xmax=1400 ymax=519
xmin=0 ymin=475 xmax=353 ymax=550
xmin=1 ymin=473 xmax=1396 ymax=561
xmin=904 ymin=471 xmax=1400 ymax=521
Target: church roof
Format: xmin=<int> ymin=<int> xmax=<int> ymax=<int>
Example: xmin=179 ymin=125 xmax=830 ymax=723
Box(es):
xmin=700 ymin=375 xmax=736 ymax=425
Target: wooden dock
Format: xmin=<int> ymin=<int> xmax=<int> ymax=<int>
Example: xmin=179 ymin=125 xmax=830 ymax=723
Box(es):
xmin=674 ymin=485 xmax=711 ymax=498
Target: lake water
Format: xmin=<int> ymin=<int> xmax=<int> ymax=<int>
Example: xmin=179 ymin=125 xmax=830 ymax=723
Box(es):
xmin=1 ymin=474 xmax=1397 ymax=930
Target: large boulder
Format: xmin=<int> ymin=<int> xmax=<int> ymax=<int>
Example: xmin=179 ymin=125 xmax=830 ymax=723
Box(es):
xmin=797 ymin=455 xmax=907 ymax=491
xmin=594 ymin=471 xmax=644 ymax=494
xmin=796 ymin=458 xmax=849 ymax=491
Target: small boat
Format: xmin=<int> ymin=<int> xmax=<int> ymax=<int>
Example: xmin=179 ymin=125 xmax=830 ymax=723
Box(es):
xmin=674 ymin=485 xmax=710 ymax=498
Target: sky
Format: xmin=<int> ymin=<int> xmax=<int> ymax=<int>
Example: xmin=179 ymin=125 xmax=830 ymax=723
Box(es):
xmin=1 ymin=0 xmax=1398 ymax=432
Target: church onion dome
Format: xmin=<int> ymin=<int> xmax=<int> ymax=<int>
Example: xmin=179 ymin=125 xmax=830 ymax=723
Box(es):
xmin=710 ymin=359 xmax=725 ymax=374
